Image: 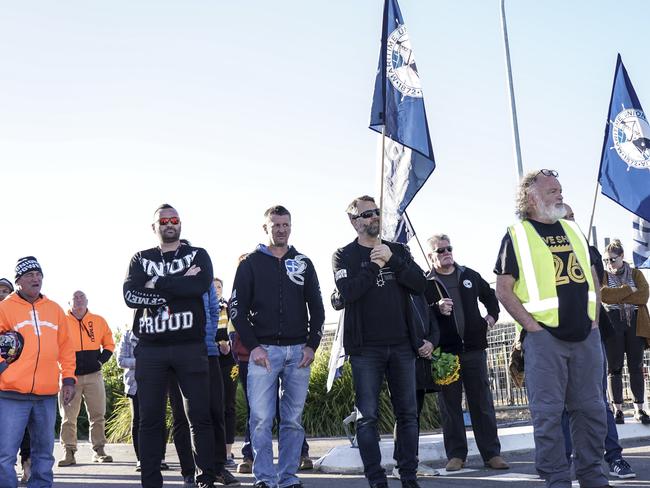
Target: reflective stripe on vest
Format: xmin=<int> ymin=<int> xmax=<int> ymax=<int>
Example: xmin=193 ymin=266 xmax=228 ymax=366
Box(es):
xmin=509 ymin=219 xmax=596 ymax=327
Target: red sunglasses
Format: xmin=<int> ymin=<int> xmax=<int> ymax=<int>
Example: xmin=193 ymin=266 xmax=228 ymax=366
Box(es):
xmin=158 ymin=217 xmax=180 ymax=225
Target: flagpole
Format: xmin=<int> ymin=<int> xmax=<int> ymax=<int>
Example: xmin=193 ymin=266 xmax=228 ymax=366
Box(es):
xmin=379 ymin=127 xmax=387 ymax=242
xmin=500 ymin=0 xmax=524 ymax=181
xmin=413 ymin=233 xmax=432 ymax=271
xmin=587 ymin=181 xmax=599 ymax=244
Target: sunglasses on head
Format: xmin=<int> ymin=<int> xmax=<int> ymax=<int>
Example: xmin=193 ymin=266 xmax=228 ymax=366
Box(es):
xmin=433 ymin=246 xmax=453 ymax=254
xmin=525 ymin=169 xmax=559 ymax=186
xmin=352 ymin=208 xmax=381 ymax=220
xmin=158 ymin=217 xmax=180 ymax=225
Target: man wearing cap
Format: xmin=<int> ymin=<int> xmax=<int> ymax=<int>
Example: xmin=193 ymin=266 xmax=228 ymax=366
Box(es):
xmin=58 ymin=290 xmax=115 ymax=466
xmin=0 ymin=257 xmax=76 ymax=487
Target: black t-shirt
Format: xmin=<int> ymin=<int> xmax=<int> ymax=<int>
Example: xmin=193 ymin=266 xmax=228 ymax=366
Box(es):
xmin=493 ymin=219 xmax=592 ymax=341
xmin=437 ymin=269 xmax=466 ymax=339
xmin=356 ymin=243 xmax=409 ymax=346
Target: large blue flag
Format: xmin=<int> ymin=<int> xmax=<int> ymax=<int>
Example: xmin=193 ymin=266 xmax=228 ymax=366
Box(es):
xmin=395 ymin=211 xmax=416 ymax=244
xmin=370 ymin=0 xmax=435 ymax=241
xmin=598 ymin=54 xmax=650 ymax=220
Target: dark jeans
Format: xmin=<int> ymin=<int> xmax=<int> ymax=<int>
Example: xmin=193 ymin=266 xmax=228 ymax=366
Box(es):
xmin=239 ymin=360 xmax=310 ymax=461
xmin=562 ymin=341 xmax=623 ymax=464
xmin=135 ymin=342 xmax=216 ymax=488
xmin=219 ymin=354 xmax=238 ymax=445
xmin=605 ymin=310 xmax=646 ymax=404
xmin=239 ymin=361 xmax=254 ymax=461
xmin=437 ymin=349 xmax=500 ymax=462
xmin=350 ymin=343 xmax=418 ymax=485
xmin=208 ymin=356 xmax=227 ymax=469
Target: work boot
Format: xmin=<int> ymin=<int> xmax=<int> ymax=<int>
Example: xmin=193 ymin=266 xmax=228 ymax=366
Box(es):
xmin=92 ymin=447 xmax=113 ymax=463
xmin=58 ymin=449 xmax=76 ymax=467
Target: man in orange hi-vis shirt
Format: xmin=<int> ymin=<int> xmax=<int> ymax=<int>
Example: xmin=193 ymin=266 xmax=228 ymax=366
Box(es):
xmin=0 ymin=256 xmax=76 ymax=488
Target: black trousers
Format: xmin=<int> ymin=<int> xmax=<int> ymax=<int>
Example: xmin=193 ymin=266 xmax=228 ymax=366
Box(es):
xmin=208 ymin=356 xmax=227 ymax=469
xmin=218 ymin=354 xmax=238 ymax=445
xmin=437 ymin=349 xmax=500 ymax=462
xmin=167 ymin=374 xmax=197 ymax=478
xmin=605 ymin=310 xmax=646 ymax=404
xmin=19 ymin=429 xmax=30 ymax=463
xmin=135 ymin=342 xmax=215 ymax=488
xmin=128 ymin=383 xmax=194 ymax=478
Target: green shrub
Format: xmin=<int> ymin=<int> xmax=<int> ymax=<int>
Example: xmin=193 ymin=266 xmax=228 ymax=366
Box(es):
xmin=106 ymin=341 xmax=440 ymax=441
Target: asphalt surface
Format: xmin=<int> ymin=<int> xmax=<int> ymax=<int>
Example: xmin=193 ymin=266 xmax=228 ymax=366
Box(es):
xmin=24 ymin=437 xmax=650 ymax=487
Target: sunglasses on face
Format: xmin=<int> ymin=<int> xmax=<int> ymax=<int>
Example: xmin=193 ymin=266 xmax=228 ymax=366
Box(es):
xmin=603 ymin=256 xmax=621 ymax=264
xmin=433 ymin=246 xmax=453 ymax=254
xmin=158 ymin=217 xmax=180 ymax=225
xmin=352 ymin=208 xmax=381 ymax=220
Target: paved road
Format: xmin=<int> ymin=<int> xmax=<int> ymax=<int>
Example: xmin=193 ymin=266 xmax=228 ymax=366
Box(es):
xmin=37 ymin=437 xmax=650 ymax=487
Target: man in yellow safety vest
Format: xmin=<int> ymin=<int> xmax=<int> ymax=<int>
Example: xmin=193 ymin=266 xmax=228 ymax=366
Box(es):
xmin=494 ymin=169 xmax=609 ymax=488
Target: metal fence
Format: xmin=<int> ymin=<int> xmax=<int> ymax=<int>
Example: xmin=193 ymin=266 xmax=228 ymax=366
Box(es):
xmin=322 ymin=322 xmax=650 ymax=410
xmin=486 ymin=322 xmax=650 ymax=409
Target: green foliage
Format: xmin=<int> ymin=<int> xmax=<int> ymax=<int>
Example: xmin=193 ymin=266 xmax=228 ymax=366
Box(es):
xmin=301 ymin=343 xmax=440 ymax=436
xmin=106 ymin=340 xmax=440 ymax=441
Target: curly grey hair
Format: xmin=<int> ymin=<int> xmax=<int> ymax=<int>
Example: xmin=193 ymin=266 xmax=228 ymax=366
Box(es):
xmin=515 ymin=171 xmax=544 ymax=220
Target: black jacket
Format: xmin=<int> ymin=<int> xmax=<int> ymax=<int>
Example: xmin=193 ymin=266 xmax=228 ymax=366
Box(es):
xmin=425 ymin=265 xmax=499 ymax=354
xmin=230 ymin=245 xmax=325 ymax=351
xmin=123 ymin=244 xmax=213 ymax=346
xmin=332 ymin=239 xmax=427 ymax=355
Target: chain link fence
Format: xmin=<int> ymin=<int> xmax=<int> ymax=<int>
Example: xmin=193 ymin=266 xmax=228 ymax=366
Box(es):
xmin=322 ymin=322 xmax=650 ymax=410
xmin=487 ymin=322 xmax=650 ymax=409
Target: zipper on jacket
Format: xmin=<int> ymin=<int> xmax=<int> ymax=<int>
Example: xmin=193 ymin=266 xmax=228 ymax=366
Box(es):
xmin=30 ymin=302 xmax=41 ymax=394
xmin=277 ymin=257 xmax=284 ymax=341
xmin=78 ymin=319 xmax=85 ymax=373
xmin=435 ymin=276 xmax=464 ymax=347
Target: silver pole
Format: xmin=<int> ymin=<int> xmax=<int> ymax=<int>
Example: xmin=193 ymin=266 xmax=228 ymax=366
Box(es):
xmin=500 ymin=0 xmax=524 ymax=181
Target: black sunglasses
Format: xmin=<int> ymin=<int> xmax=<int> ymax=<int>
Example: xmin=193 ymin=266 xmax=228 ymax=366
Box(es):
xmin=525 ymin=169 xmax=559 ymax=186
xmin=352 ymin=208 xmax=381 ymax=220
xmin=433 ymin=246 xmax=453 ymax=254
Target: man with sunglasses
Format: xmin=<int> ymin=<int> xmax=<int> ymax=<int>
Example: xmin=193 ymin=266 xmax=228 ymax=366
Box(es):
xmin=495 ymin=171 xmax=609 ymax=488
xmin=123 ymin=204 xmax=229 ymax=488
xmin=425 ymin=234 xmax=506 ymax=472
xmin=332 ymin=195 xmax=427 ymax=488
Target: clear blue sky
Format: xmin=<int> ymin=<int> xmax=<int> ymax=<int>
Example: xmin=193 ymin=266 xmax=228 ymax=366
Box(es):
xmin=1 ymin=1 xmax=648 ymax=329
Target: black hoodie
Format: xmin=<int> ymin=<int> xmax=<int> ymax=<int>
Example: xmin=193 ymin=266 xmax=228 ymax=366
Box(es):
xmin=230 ymin=245 xmax=325 ymax=351
xmin=123 ymin=244 xmax=213 ymax=346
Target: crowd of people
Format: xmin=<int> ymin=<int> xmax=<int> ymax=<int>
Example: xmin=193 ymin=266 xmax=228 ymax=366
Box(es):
xmin=0 ymin=171 xmax=649 ymax=488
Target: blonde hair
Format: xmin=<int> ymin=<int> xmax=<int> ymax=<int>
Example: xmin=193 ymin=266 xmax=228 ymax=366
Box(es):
xmin=604 ymin=239 xmax=624 ymax=256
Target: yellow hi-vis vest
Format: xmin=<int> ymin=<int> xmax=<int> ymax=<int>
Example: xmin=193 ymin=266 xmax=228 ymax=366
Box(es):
xmin=508 ymin=219 xmax=597 ymax=327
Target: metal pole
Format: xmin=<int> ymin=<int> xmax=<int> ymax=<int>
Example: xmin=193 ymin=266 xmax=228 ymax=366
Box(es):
xmin=500 ymin=0 xmax=524 ymax=181
xmin=587 ymin=180 xmax=599 ymax=243
xmin=591 ymin=226 xmax=599 ymax=249
xmin=379 ymin=128 xmax=386 ymax=243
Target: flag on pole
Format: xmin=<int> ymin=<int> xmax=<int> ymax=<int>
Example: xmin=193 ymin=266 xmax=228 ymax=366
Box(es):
xmin=395 ymin=211 xmax=416 ymax=244
xmin=632 ymin=216 xmax=650 ymax=268
xmin=370 ymin=0 xmax=435 ymax=241
xmin=598 ymin=54 xmax=650 ymax=221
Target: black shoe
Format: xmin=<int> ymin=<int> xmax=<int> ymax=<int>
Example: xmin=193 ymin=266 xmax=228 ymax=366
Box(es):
xmin=197 ymin=484 xmax=215 ymax=488
xmin=634 ymin=409 xmax=650 ymax=425
xmin=402 ymin=481 xmax=421 ymax=488
xmin=370 ymin=482 xmax=389 ymax=488
xmin=253 ymin=483 xmax=271 ymax=488
xmin=215 ymin=469 xmax=241 ymax=486
xmin=160 ymin=462 xmax=170 ymax=470
xmin=615 ymin=410 xmax=625 ymax=424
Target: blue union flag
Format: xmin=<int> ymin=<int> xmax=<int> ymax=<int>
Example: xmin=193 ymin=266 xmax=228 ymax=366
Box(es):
xmin=370 ymin=0 xmax=435 ymax=241
xmin=598 ymin=54 xmax=650 ymax=220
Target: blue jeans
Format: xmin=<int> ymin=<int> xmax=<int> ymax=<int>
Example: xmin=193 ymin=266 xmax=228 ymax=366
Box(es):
xmin=247 ymin=344 xmax=310 ymax=488
xmin=0 ymin=396 xmax=57 ymax=488
xmin=562 ymin=341 xmax=622 ymax=464
xmin=350 ymin=343 xmax=418 ymax=485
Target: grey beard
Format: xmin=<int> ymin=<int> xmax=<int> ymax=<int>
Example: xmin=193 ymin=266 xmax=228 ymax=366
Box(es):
xmin=537 ymin=202 xmax=567 ymax=222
